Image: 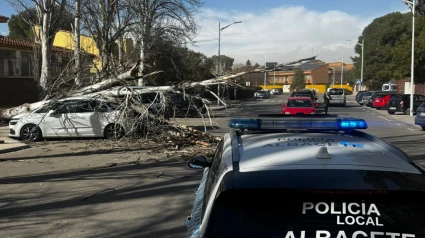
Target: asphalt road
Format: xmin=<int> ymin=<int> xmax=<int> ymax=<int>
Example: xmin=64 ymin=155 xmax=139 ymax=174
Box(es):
xmin=180 ymin=93 xmax=425 ymax=164
xmin=2 ymin=93 xmax=425 ymax=238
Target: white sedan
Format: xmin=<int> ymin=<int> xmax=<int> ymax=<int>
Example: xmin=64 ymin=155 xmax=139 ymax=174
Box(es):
xmin=9 ymin=98 xmax=131 ymax=141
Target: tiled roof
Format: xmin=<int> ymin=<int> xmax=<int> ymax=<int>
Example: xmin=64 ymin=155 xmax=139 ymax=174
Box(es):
xmin=0 ymin=36 xmax=91 ymax=54
xmin=0 ymin=15 xmax=9 ymax=21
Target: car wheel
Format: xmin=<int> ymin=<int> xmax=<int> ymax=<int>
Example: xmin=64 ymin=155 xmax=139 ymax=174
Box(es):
xmin=20 ymin=124 xmax=42 ymax=142
xmin=388 ymin=111 xmax=395 ymax=115
xmin=104 ymin=124 xmax=125 ymax=139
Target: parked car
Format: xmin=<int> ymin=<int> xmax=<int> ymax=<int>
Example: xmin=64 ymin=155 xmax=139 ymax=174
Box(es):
xmin=290 ymin=91 xmax=317 ymax=101
xmin=327 ymin=88 xmax=346 ymax=106
xmin=360 ymin=91 xmax=374 ymax=105
xmin=387 ymin=94 xmax=425 ymax=115
xmin=373 ymin=93 xmax=396 ymax=110
xmin=415 ymin=102 xmax=425 ymax=130
xmin=270 ymin=89 xmax=281 ymax=95
xmin=300 ymin=88 xmax=317 ymax=97
xmin=364 ymin=91 xmax=384 ymax=107
xmin=356 ymin=91 xmax=366 ymax=105
xmin=254 ymin=90 xmax=270 ymax=99
xmin=281 ymin=97 xmax=318 ymax=115
xmin=8 ymin=98 xmax=131 ymax=141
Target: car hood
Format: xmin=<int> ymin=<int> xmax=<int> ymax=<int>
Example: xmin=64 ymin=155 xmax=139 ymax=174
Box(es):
xmin=11 ymin=113 xmax=30 ymax=120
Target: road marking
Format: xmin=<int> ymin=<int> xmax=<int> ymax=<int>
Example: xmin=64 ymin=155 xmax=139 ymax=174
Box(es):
xmin=408 ymin=128 xmax=415 ymax=131
xmin=396 ymin=123 xmax=402 ymax=125
xmin=378 ymin=116 xmax=391 ymax=121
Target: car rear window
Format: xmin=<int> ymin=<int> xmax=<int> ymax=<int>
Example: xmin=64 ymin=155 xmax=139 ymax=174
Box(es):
xmin=287 ymin=99 xmax=312 ymax=107
xmin=205 ymin=189 xmax=425 ymax=238
xmin=363 ymin=92 xmax=373 ymax=96
xmin=329 ymin=89 xmax=344 ymax=95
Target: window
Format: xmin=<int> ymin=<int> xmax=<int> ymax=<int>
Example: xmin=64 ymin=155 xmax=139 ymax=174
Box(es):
xmin=141 ymin=93 xmax=161 ymax=104
xmin=287 ymin=99 xmax=313 ymax=107
xmin=329 ymin=89 xmax=344 ymax=95
xmin=55 ymin=100 xmax=92 ymax=113
xmin=418 ymin=95 xmax=425 ymax=101
xmin=21 ymin=55 xmax=31 ymax=76
xmin=4 ymin=59 xmax=20 ymax=76
xmin=203 ymin=140 xmax=224 ymax=218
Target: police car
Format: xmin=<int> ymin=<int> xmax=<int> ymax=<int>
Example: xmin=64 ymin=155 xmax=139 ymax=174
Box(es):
xmin=186 ymin=115 xmax=425 ymax=238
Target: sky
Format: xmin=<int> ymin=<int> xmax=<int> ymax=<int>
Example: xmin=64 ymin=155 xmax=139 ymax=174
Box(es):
xmin=0 ymin=0 xmax=410 ymax=64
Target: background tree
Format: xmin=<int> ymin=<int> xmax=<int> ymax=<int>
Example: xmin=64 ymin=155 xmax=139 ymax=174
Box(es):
xmin=81 ymin=0 xmax=134 ymax=75
xmin=350 ymin=12 xmax=425 ymax=88
xmin=290 ymin=69 xmax=305 ymax=91
xmin=246 ymin=60 xmax=251 ymax=66
xmin=7 ymin=8 xmax=37 ymax=40
xmin=210 ymin=55 xmax=234 ymax=74
xmin=129 ymin=0 xmax=202 ymax=86
xmin=8 ymin=0 xmax=73 ymax=99
xmin=254 ymin=63 xmax=260 ymax=67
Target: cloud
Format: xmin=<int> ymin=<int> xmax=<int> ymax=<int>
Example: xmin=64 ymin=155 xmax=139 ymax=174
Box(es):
xmin=189 ymin=5 xmax=374 ymax=64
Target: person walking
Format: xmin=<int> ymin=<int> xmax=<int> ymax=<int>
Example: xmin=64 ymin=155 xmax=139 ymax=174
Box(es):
xmin=323 ymin=91 xmax=332 ymax=115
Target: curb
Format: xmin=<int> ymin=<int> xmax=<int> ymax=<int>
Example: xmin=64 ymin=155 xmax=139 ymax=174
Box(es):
xmin=0 ymin=144 xmax=30 ymax=154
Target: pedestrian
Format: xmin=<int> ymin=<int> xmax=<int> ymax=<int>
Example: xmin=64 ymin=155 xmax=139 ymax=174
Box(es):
xmin=323 ymin=91 xmax=332 ymax=115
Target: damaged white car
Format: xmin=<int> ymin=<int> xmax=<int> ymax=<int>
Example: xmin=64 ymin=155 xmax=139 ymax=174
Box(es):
xmin=8 ymin=97 xmax=131 ymax=141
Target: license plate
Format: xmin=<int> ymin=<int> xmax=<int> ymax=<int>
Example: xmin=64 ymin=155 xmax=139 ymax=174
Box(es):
xmin=389 ymin=107 xmax=396 ymax=110
xmin=421 ymin=112 xmax=425 ymax=116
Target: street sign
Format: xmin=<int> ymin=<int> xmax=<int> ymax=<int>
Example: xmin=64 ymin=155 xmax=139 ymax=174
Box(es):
xmin=356 ymin=79 xmax=361 ymax=85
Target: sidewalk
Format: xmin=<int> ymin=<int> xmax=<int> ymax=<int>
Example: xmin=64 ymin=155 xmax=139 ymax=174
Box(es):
xmin=0 ymin=126 xmax=30 ymax=154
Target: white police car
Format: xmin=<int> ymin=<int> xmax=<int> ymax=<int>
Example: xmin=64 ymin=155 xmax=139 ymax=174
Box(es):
xmin=186 ymin=115 xmax=425 ymax=238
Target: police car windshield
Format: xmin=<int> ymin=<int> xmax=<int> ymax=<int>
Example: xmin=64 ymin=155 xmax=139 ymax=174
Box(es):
xmin=287 ymin=99 xmax=312 ymax=107
xmin=205 ymin=189 xmax=425 ymax=238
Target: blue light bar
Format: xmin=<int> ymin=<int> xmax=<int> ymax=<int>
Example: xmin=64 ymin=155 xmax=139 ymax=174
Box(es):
xmin=228 ymin=118 xmax=260 ymax=129
xmin=228 ymin=117 xmax=368 ymax=130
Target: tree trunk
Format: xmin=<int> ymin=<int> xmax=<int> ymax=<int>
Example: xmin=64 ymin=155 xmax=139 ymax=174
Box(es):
xmin=74 ymin=0 xmax=81 ymax=85
xmin=39 ymin=10 xmax=53 ymax=100
xmin=138 ymin=39 xmax=145 ymax=86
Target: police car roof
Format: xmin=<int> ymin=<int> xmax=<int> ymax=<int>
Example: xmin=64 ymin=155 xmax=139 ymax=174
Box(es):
xmin=236 ymin=132 xmax=420 ymax=174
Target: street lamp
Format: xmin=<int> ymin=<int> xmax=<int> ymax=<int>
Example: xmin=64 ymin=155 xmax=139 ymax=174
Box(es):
xmin=347 ymin=39 xmax=365 ymax=91
xmin=401 ymin=0 xmax=415 ymax=116
xmin=217 ymin=21 xmax=242 ymax=106
xmin=334 ymin=58 xmax=344 ymax=88
xmin=264 ymin=53 xmax=279 ymax=89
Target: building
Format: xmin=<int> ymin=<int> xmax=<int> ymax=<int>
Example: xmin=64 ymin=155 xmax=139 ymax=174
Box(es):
xmin=266 ymin=58 xmax=329 ymax=85
xmin=35 ymin=26 xmax=135 ymax=75
xmin=328 ymin=62 xmax=354 ymax=85
xmin=0 ymin=16 xmax=95 ymax=108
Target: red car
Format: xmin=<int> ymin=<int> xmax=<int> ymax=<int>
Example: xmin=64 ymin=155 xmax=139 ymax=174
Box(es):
xmin=282 ymin=97 xmax=318 ymax=115
xmin=373 ymin=94 xmax=393 ymax=109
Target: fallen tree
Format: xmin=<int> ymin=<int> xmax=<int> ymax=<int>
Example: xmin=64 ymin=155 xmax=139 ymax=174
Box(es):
xmin=1 ymin=63 xmax=262 ymax=120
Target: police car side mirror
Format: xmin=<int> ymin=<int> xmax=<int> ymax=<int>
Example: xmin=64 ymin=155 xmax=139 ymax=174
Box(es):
xmin=188 ymin=155 xmax=211 ymax=169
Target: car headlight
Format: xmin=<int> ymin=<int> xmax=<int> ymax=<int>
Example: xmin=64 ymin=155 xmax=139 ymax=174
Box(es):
xmin=9 ymin=121 xmax=18 ymax=126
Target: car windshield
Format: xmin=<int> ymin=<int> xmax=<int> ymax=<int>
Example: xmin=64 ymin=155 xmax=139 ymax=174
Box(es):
xmin=287 ymin=99 xmax=312 ymax=107
xmin=328 ymin=89 xmax=344 ymax=95
xmin=205 ymin=189 xmax=425 ymax=238
xmin=363 ymin=92 xmax=373 ymax=96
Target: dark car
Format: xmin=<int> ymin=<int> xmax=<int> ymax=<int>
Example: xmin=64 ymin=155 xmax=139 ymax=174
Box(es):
xmin=168 ymin=93 xmax=206 ymax=117
xmin=415 ymin=102 xmax=425 ymax=130
xmin=360 ymin=91 xmax=373 ymax=105
xmin=355 ymin=91 xmax=366 ymax=104
xmin=365 ymin=91 xmax=384 ymax=107
xmin=255 ymin=91 xmax=270 ymax=99
xmin=290 ymin=91 xmax=317 ymax=101
xmin=387 ymin=94 xmax=425 ymax=115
